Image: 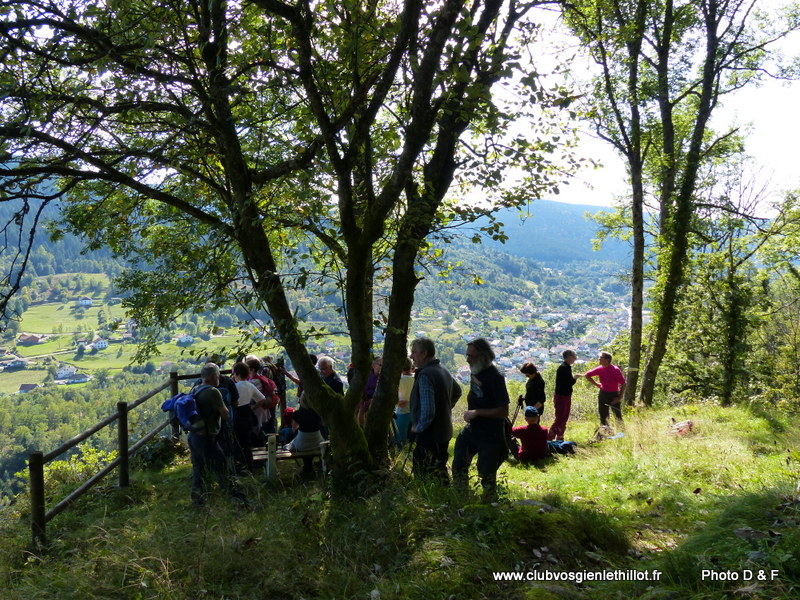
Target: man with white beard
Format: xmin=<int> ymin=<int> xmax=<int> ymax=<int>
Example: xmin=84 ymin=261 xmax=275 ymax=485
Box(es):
xmin=452 ymin=338 xmax=510 ymax=499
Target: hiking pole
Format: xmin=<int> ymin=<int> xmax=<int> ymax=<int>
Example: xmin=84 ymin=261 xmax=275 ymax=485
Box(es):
xmin=510 ymin=395 xmax=524 ymax=426
xmin=504 ymin=396 xmax=525 ymax=463
xmin=400 ymin=437 xmax=415 ymax=472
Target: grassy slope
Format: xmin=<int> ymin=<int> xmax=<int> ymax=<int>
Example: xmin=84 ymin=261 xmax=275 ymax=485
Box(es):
xmin=19 ymin=303 xmax=119 ymax=334
xmin=0 ymin=402 xmax=798 ymax=600
xmin=0 ymin=369 xmax=50 ymax=393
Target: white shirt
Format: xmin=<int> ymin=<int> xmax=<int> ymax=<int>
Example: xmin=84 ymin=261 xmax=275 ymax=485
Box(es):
xmin=235 ymin=380 xmax=266 ymax=407
xmin=397 ymin=374 xmax=414 ymax=415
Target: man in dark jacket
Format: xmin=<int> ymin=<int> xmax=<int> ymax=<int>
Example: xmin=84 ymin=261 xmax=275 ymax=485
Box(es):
xmin=452 ymin=338 xmax=510 ymax=499
xmin=189 ymin=363 xmax=246 ymax=506
xmin=409 ymin=338 xmax=462 ymax=484
xmin=318 ymin=356 xmax=345 ymax=394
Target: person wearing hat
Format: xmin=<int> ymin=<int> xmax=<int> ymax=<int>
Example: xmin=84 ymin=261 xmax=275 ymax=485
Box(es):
xmin=510 ymin=405 xmax=550 ymax=463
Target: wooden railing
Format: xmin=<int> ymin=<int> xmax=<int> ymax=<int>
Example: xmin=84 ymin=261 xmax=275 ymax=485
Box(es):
xmin=27 ymin=370 xmax=204 ymax=547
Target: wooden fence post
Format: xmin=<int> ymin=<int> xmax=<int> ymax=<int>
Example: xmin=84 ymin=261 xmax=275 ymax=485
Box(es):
xmin=170 ymin=371 xmax=179 ymax=396
xmin=117 ymin=402 xmax=129 ymax=488
xmin=29 ymin=451 xmax=46 ymax=547
xmin=267 ymin=434 xmax=278 ymax=482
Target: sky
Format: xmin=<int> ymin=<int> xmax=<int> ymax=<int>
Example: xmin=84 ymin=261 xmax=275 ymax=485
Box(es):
xmin=544 ymin=6 xmax=800 ymax=209
xmin=555 ymin=78 xmax=800 ymax=208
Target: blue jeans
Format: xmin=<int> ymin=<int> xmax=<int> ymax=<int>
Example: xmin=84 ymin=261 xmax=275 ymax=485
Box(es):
xmin=395 ymin=412 xmax=412 ymax=448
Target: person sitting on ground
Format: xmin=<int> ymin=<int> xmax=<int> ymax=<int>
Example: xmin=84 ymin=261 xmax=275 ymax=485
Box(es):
xmin=279 ymin=406 xmax=296 ymax=445
xmin=510 ymin=406 xmax=549 ymax=463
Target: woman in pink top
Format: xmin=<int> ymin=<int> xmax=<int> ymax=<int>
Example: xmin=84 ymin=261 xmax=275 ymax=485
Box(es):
xmin=583 ymin=351 xmax=626 ymax=426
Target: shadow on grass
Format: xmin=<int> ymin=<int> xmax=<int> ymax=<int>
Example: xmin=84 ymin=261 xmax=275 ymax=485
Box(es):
xmin=4 ymin=446 xmax=797 ymax=600
xmin=590 ymin=487 xmax=800 ymax=600
xmin=279 ymin=472 xmax=636 ymax=600
xmin=747 ymin=403 xmax=789 ymax=435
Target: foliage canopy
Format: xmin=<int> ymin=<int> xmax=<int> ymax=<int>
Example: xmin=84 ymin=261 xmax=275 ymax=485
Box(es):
xmin=0 ymin=0 xmax=577 ymax=473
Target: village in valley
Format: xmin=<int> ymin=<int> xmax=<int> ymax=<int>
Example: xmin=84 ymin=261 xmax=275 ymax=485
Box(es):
xmin=446 ymin=303 xmax=632 ymax=383
xmin=0 ymin=290 xmax=636 ymax=394
xmin=0 ymin=201 xmax=635 ymax=395
xmin=297 ymin=301 xmax=635 ymax=387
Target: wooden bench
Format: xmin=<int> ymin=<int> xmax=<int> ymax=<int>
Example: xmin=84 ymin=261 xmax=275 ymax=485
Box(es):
xmin=252 ymin=434 xmax=329 ymax=481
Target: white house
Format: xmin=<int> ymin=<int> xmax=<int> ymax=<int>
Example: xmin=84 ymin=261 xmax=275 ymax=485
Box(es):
xmin=55 ymin=366 xmax=77 ymax=380
xmin=176 ymin=335 xmax=194 ymax=347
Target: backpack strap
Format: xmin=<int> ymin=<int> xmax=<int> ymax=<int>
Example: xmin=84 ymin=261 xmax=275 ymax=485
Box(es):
xmin=191 ymin=384 xmax=214 ymax=435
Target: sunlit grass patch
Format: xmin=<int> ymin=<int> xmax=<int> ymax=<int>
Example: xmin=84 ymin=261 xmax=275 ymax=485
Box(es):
xmin=1 ymin=403 xmax=798 ymax=599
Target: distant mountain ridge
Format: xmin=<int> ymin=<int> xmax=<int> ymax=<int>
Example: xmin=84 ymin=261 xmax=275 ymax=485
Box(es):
xmin=475 ymin=199 xmax=631 ymax=266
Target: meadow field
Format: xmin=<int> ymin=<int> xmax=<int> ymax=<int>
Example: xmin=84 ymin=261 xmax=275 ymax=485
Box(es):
xmin=1 ymin=401 xmax=796 ymax=600
xmin=19 ymin=302 xmax=123 ymax=335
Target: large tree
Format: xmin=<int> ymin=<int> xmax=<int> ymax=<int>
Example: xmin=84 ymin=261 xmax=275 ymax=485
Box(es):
xmin=0 ymin=0 xmax=573 ymax=479
xmin=663 ymin=158 xmax=800 ymax=405
xmin=562 ymin=0 xmax=799 ymax=405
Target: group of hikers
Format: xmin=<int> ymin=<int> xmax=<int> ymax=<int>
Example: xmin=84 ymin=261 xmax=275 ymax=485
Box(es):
xmin=170 ymin=355 xmax=289 ymax=505
xmin=509 ymin=349 xmax=626 ymax=462
xmin=400 ymin=340 xmax=626 ymax=498
xmin=178 ymin=341 xmax=627 ymax=504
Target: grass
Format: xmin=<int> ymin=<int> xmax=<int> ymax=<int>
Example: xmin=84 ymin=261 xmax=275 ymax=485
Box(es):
xmin=0 ymin=401 xmax=798 ymax=599
xmin=14 ymin=338 xmax=75 ymax=357
xmin=19 ymin=303 xmax=122 ymax=335
xmin=0 ymin=368 xmax=50 ymax=394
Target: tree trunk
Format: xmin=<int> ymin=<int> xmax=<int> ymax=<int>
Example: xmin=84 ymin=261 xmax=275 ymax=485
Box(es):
xmin=362 ymin=202 xmax=429 ymax=464
xmin=625 ymin=164 xmax=646 ymax=406
xmin=237 ymin=210 xmax=375 ymax=477
xmin=638 ymin=0 xmax=721 ymax=406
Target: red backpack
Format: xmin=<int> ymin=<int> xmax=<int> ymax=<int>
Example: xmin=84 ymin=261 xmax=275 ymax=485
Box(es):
xmin=250 ymin=374 xmax=279 ymax=410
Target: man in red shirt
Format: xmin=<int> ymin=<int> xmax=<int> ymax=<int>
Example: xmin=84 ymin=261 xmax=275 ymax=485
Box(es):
xmin=583 ymin=351 xmax=626 ymax=426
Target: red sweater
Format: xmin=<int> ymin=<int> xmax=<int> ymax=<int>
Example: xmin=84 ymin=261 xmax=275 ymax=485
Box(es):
xmin=511 ymin=423 xmax=549 ymax=462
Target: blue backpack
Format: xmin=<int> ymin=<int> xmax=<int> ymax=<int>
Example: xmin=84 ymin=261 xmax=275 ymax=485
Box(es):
xmin=161 ymin=384 xmax=211 ymax=431
xmin=547 ymin=440 xmax=577 ymax=455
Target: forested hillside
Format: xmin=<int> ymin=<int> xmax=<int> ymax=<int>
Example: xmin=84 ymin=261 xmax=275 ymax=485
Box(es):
xmin=0 ymin=366 xmax=197 ymax=501
xmin=476 ymin=200 xmax=631 ymax=266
